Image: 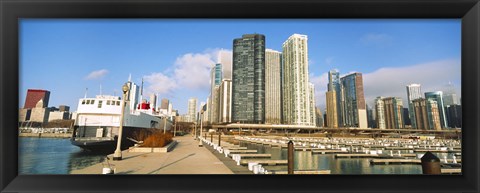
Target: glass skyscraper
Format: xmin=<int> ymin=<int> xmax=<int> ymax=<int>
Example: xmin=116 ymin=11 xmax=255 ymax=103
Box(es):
xmin=425 ymin=91 xmax=448 ymax=128
xmin=209 ymin=63 xmax=222 ymax=123
xmin=328 ymin=69 xmax=342 ymax=127
xmin=340 ymin=73 xmax=367 ymax=128
xmin=232 ymin=34 xmax=265 ymax=123
xmin=406 ymin=83 xmax=422 ymax=128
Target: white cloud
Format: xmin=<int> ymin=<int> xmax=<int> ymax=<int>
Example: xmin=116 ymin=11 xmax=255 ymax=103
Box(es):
xmin=142 ymin=48 xmax=232 ymax=97
xmin=310 ymin=72 xmax=329 ymax=110
xmin=325 ymin=57 xmax=334 ymax=66
xmin=360 ymin=33 xmax=392 ymax=46
xmin=84 ymin=69 xmax=108 ymax=80
xmin=217 ymin=49 xmax=233 ymax=79
xmin=363 ymin=59 xmax=461 ymax=107
xmin=143 ymin=72 xmax=177 ymax=96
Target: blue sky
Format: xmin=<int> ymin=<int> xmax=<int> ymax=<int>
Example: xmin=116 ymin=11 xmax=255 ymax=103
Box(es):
xmin=20 ymin=19 xmax=461 ymax=113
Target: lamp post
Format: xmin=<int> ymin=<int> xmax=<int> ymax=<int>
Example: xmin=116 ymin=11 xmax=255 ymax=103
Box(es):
xmin=173 ymin=118 xmax=177 ymax=137
xmin=113 ymin=83 xmax=129 ymax=161
xmin=194 ymin=122 xmax=197 ymax=140
xmin=199 ymin=110 xmax=204 ymax=147
xmin=163 ymin=116 xmax=167 ymax=134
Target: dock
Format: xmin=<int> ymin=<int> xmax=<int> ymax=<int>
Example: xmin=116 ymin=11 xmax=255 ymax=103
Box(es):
xmin=312 ymin=150 xmax=349 ymax=154
xmin=265 ymin=170 xmax=331 ymax=174
xmin=441 ymin=168 xmax=462 ymax=174
xmin=229 ymin=154 xmax=271 ymax=158
xmin=370 ymin=159 xmax=462 ymax=165
xmin=227 ymin=149 xmax=258 ymax=153
xmin=240 ymin=159 xmax=288 ymax=165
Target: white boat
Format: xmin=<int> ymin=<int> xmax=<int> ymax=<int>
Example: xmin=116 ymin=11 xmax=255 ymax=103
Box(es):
xmin=71 ymin=81 xmax=172 ymax=152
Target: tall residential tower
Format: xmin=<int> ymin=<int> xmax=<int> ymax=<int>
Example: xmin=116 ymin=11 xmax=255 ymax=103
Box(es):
xmin=282 ymin=34 xmax=316 ymax=126
xmin=265 ymin=49 xmax=282 ymax=124
xmin=231 ymin=34 xmax=266 ymax=123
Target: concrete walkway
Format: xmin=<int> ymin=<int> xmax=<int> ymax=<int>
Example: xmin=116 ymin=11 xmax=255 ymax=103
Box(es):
xmin=70 ymin=135 xmax=234 ymax=174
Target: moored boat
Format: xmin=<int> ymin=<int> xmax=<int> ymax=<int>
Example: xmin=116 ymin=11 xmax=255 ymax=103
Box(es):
xmin=71 ymin=80 xmax=172 ymax=152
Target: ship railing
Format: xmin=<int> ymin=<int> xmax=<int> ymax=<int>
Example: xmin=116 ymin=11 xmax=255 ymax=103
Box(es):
xmin=73 ymin=137 xmax=115 ymax=141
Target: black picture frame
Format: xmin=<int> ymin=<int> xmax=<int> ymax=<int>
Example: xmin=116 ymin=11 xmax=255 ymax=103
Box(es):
xmin=1 ymin=0 xmax=479 ymax=192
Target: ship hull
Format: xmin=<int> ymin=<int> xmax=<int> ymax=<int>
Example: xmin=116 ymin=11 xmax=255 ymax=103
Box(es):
xmin=71 ymin=126 xmax=158 ymax=153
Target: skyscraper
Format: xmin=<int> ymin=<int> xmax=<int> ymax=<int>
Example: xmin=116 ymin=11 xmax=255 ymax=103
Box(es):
xmin=209 ymin=64 xmax=223 ymax=123
xmin=187 ymin=98 xmax=197 ymax=123
xmin=265 ymin=49 xmax=282 ymax=124
xmin=412 ymin=98 xmax=441 ymax=130
xmin=328 ymin=70 xmax=342 ymax=127
xmin=24 ymin=89 xmax=50 ymax=109
xmin=161 ymin=98 xmax=169 ymax=110
xmin=282 ymin=34 xmax=315 ymax=126
xmin=375 ymin=97 xmax=386 ymax=129
xmin=149 ymin=94 xmax=157 ymax=110
xmin=219 ymin=79 xmax=233 ymax=123
xmin=383 ymin=97 xmax=404 ymax=129
xmin=326 ymin=91 xmax=338 ymax=128
xmin=315 ymin=107 xmax=324 ymax=127
xmin=442 ymin=82 xmax=458 ymax=106
xmin=406 ymin=84 xmax=422 ymax=128
xmin=425 ymin=91 xmax=448 ymax=128
xmin=340 ymin=73 xmax=367 ymax=128
xmin=232 ymin=34 xmax=265 ymax=123
xmin=126 ymin=81 xmax=140 ymax=111
xmin=446 ymin=104 xmax=462 ymax=128
xmin=309 ymin=83 xmax=316 ymax=126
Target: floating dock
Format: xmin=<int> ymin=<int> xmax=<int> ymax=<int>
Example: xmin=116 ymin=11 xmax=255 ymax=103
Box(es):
xmin=265 ymin=170 xmax=331 ymax=174
xmin=240 ymin=159 xmax=288 ymax=165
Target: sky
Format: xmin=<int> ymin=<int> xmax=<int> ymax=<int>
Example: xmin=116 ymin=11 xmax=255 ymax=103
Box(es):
xmin=20 ymin=19 xmax=461 ymax=114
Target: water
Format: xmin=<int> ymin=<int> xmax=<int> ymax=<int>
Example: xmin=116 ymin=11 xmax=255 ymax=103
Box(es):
xmin=19 ymin=137 xmax=107 ymax=174
xmin=240 ymin=142 xmax=456 ymax=174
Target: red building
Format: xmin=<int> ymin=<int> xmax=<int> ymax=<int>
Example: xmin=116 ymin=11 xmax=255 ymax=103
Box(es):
xmin=24 ymin=89 xmax=50 ymax=109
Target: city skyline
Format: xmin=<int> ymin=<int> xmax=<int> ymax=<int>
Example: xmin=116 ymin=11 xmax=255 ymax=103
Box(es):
xmin=20 ymin=19 xmax=461 ymax=114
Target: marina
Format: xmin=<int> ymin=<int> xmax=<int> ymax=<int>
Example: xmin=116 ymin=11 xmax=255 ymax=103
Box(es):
xmin=19 ymin=131 xmax=462 ymax=175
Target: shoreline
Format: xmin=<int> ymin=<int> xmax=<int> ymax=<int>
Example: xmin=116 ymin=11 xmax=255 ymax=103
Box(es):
xmin=19 ymin=133 xmax=72 ymax=138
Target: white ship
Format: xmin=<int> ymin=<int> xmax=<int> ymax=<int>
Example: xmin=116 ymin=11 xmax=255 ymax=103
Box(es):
xmin=71 ymin=80 xmax=172 ymax=152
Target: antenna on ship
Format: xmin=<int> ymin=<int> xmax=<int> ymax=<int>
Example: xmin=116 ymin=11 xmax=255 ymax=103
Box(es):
xmin=128 ymin=73 xmax=132 ymax=82
xmin=84 ymin=88 xmax=88 ymax=98
xmin=140 ymin=77 xmax=144 ymax=102
xmin=100 ymin=84 xmax=102 ymax=96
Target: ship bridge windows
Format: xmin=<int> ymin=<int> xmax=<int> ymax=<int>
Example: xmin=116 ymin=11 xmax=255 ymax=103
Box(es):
xmin=98 ymin=100 xmax=103 ymax=108
xmin=107 ymin=100 xmax=111 ymax=105
xmin=82 ymin=100 xmax=86 ymax=104
xmin=116 ymin=101 xmax=120 ymax=106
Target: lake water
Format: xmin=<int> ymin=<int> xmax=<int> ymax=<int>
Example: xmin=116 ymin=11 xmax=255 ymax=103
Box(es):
xmin=19 ymin=137 xmax=107 ymax=174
